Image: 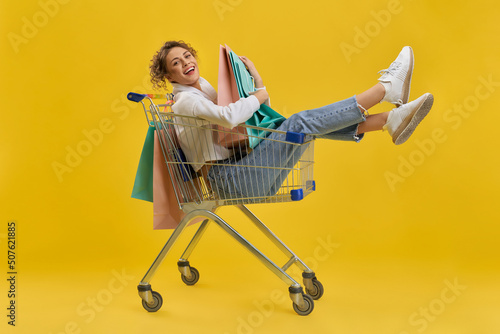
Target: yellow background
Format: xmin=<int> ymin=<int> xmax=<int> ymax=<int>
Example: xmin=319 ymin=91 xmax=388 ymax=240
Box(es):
xmin=1 ymin=0 xmax=499 ymax=333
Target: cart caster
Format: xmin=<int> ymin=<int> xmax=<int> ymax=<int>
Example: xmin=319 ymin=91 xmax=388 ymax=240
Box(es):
xmin=306 ymin=278 xmax=324 ymax=300
xmin=178 ymin=261 xmax=200 ymax=286
xmin=289 ymin=286 xmax=315 ymax=316
xmin=303 ymin=272 xmax=324 ymax=300
xmin=181 ymin=267 xmax=199 ymax=285
xmin=292 ymin=294 xmax=314 ymax=316
xmin=142 ymin=291 xmax=163 ymax=312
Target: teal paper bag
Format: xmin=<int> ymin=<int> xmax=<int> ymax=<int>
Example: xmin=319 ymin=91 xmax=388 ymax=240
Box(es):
xmin=227 ymin=49 xmax=286 ymax=148
xmin=246 ymin=104 xmax=287 ymax=148
xmin=228 ymin=50 xmax=254 ymax=97
xmin=131 ymin=126 xmax=155 ymax=202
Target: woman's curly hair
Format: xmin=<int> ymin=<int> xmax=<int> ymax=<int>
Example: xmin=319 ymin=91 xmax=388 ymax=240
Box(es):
xmin=150 ymin=40 xmax=198 ymax=91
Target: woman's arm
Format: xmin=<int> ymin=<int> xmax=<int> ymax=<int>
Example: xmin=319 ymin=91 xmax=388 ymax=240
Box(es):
xmin=173 ymin=92 xmax=261 ymax=129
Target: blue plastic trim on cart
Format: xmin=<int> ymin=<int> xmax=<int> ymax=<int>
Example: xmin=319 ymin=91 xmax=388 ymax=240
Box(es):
xmin=285 ymin=131 xmax=305 ymax=144
xmin=128 ymin=92 xmax=147 ymax=102
xmin=290 ymin=180 xmax=316 ymax=201
xmin=290 ymin=189 xmax=304 ymax=201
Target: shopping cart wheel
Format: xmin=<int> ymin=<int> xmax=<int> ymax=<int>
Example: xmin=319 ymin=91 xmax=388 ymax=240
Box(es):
xmin=305 ymin=278 xmax=324 ymax=300
xmin=181 ymin=267 xmax=200 ymax=286
xmin=142 ymin=291 xmax=163 ymax=312
xmin=292 ymin=293 xmax=314 ymax=316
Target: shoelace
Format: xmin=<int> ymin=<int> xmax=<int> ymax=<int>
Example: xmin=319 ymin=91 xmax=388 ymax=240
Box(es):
xmin=391 ymin=98 xmax=404 ymax=106
xmin=379 ymin=61 xmax=404 ymax=106
xmin=378 ymin=61 xmax=401 ymax=78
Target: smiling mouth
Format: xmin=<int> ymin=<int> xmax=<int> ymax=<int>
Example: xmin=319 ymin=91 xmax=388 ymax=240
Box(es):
xmin=184 ymin=66 xmax=195 ymax=74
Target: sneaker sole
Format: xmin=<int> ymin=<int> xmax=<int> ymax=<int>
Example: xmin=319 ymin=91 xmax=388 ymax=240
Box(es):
xmin=400 ymin=46 xmax=414 ymax=106
xmin=393 ymin=93 xmax=434 ymax=145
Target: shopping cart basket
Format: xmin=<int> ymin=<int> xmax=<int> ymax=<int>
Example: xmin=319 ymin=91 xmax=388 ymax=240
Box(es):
xmin=128 ymin=92 xmax=323 ymax=315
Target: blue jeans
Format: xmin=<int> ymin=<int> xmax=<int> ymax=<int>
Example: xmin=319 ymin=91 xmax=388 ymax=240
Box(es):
xmin=207 ymin=96 xmax=365 ymax=200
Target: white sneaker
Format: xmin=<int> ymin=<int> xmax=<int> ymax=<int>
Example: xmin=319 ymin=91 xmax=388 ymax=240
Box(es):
xmin=384 ymin=93 xmax=434 ymax=145
xmin=378 ymin=46 xmax=414 ymax=106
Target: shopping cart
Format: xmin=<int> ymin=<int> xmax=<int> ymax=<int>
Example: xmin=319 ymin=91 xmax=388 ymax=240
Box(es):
xmin=128 ymin=92 xmax=323 ymax=316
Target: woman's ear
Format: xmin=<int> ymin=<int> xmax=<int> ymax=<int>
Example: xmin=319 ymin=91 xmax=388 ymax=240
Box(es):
xmin=165 ymin=74 xmax=176 ymax=84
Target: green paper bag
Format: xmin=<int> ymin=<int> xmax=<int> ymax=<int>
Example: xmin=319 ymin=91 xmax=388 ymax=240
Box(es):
xmin=227 ymin=49 xmax=286 ymax=148
xmin=131 ymin=126 xmax=155 ymax=202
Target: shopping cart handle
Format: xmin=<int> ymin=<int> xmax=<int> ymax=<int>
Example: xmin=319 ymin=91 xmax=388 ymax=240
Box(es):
xmin=127 ymin=92 xmax=147 ymax=102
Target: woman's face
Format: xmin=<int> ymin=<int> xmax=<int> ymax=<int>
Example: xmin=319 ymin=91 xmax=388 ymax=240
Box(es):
xmin=165 ymin=47 xmax=200 ymax=87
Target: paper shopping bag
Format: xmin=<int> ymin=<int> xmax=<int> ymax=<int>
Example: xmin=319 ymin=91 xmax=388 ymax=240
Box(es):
xmin=131 ymin=125 xmax=155 ymax=202
xmin=153 ymin=129 xmax=204 ymax=230
xmin=153 ymin=131 xmax=185 ymax=229
xmin=215 ymin=44 xmax=249 ymax=149
xmin=227 ymin=48 xmax=254 ymax=97
xmin=223 ymin=45 xmax=286 ymax=148
xmin=245 ymin=104 xmax=287 ymax=148
xmin=131 ymin=121 xmax=204 ymax=229
xmin=218 ymin=44 xmax=240 ymax=106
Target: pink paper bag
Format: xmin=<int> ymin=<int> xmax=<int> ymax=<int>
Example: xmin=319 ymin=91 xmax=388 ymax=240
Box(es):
xmin=214 ymin=44 xmax=248 ymax=148
xmin=153 ymin=131 xmax=203 ymax=229
xmin=218 ymin=44 xmax=240 ymax=106
xmin=153 ymin=131 xmax=184 ymax=229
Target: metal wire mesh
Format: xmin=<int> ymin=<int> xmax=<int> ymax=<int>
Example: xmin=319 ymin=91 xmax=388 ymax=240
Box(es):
xmin=142 ymin=96 xmax=315 ymax=209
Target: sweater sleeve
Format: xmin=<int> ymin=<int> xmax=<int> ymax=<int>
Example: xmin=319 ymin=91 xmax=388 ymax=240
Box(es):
xmin=173 ymin=93 xmax=260 ymax=129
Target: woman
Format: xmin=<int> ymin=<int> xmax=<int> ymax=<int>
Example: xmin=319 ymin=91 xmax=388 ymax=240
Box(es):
xmin=149 ymin=41 xmax=434 ymax=200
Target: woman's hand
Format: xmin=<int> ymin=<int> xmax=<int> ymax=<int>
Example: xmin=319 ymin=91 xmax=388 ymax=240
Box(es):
xmin=239 ymin=56 xmax=264 ymax=88
xmin=239 ymin=56 xmax=269 ymax=104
